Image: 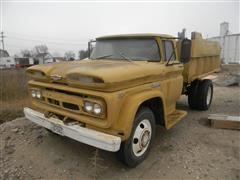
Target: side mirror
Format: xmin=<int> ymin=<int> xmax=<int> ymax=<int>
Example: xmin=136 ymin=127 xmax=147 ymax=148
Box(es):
xmin=180 ymin=39 xmax=191 ymax=64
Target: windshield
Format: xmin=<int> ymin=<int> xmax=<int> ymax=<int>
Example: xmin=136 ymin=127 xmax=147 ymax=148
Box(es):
xmin=90 ymin=38 xmax=160 ymax=61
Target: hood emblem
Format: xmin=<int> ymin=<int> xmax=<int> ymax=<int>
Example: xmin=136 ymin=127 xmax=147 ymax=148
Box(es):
xmin=50 ymin=74 xmax=62 ymax=80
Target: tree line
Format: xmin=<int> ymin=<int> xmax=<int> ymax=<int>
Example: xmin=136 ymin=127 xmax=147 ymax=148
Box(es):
xmin=20 ymin=44 xmax=89 ymax=63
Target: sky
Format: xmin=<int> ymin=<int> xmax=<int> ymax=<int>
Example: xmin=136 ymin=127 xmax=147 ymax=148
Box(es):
xmin=1 ymin=0 xmax=239 ymax=57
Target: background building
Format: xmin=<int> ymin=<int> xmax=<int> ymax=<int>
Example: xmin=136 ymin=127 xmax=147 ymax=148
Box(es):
xmin=0 ymin=49 xmax=15 ymax=69
xmin=209 ymin=22 xmax=240 ymax=64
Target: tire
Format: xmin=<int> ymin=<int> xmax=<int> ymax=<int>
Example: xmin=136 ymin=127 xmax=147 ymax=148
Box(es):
xmin=117 ymin=107 xmax=156 ymax=168
xmin=187 ymin=80 xmax=200 ymax=109
xmin=196 ymin=79 xmax=213 ymax=110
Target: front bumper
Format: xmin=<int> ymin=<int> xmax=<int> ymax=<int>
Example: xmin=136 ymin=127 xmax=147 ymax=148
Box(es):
xmin=24 ymin=107 xmax=121 ymax=152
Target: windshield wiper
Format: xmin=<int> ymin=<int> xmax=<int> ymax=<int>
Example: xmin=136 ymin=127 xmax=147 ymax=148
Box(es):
xmin=92 ymin=51 xmax=133 ymax=62
xmin=117 ymin=51 xmax=133 ymax=62
xmin=93 ymin=54 xmax=113 ymax=60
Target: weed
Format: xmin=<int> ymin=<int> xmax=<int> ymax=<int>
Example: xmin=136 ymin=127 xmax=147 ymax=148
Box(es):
xmin=0 ymin=69 xmax=29 ymax=123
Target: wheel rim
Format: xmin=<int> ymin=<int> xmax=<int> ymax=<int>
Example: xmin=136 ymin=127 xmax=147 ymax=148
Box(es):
xmin=132 ymin=119 xmax=152 ymax=157
xmin=206 ymin=87 xmax=212 ymax=106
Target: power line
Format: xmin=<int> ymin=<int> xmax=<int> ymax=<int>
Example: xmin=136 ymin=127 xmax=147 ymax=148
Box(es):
xmin=6 ymin=36 xmax=87 ymax=46
xmin=5 ymin=31 xmax=90 ymax=42
xmin=4 ymin=31 xmax=90 ymax=55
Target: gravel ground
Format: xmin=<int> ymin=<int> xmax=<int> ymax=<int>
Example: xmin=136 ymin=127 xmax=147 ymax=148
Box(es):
xmin=0 ymin=84 xmax=239 ymax=180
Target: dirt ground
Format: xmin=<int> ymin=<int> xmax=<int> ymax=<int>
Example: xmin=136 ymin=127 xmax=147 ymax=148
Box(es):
xmin=0 ymin=74 xmax=240 ymax=180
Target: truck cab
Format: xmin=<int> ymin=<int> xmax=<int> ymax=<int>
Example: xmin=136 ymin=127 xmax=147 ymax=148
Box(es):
xmin=24 ymin=33 xmax=220 ymax=167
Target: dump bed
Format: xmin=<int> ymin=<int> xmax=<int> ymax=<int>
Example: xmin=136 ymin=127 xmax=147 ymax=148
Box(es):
xmin=182 ymin=33 xmax=221 ymax=83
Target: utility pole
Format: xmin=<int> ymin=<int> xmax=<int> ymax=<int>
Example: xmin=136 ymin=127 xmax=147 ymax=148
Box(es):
xmin=1 ymin=31 xmax=5 ymax=50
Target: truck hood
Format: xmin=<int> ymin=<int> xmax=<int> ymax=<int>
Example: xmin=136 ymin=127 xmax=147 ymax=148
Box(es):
xmin=27 ymin=59 xmax=167 ymax=91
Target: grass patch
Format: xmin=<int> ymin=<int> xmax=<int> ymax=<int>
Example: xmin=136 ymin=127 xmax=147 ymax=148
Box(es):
xmin=0 ymin=69 xmax=30 ymax=124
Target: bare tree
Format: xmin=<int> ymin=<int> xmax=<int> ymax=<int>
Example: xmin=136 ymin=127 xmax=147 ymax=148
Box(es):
xmin=78 ymin=49 xmax=89 ymax=60
xmin=64 ymin=51 xmax=75 ymax=61
xmin=21 ymin=49 xmax=33 ymax=58
xmin=33 ymin=45 xmax=49 ymax=64
xmin=34 ymin=45 xmax=48 ymax=54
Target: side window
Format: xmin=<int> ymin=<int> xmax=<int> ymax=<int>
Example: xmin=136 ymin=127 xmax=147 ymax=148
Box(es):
xmin=163 ymin=40 xmax=176 ymax=61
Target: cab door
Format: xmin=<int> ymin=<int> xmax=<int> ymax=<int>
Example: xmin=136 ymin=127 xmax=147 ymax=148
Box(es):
xmin=161 ymin=39 xmax=184 ymax=114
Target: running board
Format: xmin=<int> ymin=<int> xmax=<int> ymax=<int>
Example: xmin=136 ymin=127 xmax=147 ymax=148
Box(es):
xmin=166 ymin=110 xmax=187 ymax=129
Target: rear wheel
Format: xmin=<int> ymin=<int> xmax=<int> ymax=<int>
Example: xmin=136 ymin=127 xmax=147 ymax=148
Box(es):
xmin=117 ymin=107 xmax=156 ymax=167
xmin=187 ymin=80 xmax=200 ymax=109
xmin=187 ymin=79 xmax=213 ymax=110
xmin=196 ymin=79 xmax=213 ymax=110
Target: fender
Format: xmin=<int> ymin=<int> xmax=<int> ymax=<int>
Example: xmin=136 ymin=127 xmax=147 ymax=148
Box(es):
xmin=116 ymin=89 xmax=167 ymax=140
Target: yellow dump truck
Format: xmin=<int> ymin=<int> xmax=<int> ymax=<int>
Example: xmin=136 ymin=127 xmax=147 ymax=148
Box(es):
xmin=24 ymin=32 xmax=220 ymax=167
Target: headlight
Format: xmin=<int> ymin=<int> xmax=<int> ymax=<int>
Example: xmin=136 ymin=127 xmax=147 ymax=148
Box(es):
xmin=93 ymin=103 xmax=102 ymax=114
xmin=31 ymin=90 xmax=37 ymax=98
xmin=31 ymin=89 xmax=42 ymax=99
xmin=84 ymin=101 xmax=94 ymax=112
xmin=36 ymin=91 xmax=42 ymax=99
xmin=83 ymin=101 xmax=103 ymax=116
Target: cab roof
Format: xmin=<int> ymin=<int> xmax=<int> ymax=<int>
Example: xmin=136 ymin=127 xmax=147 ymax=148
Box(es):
xmin=96 ymin=33 xmax=175 ymax=40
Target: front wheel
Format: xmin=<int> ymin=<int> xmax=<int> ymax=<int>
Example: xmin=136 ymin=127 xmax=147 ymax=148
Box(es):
xmin=117 ymin=107 xmax=156 ymax=167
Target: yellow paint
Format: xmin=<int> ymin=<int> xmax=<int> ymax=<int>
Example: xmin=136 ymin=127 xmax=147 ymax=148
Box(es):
xmin=26 ymin=33 xmax=220 ymax=141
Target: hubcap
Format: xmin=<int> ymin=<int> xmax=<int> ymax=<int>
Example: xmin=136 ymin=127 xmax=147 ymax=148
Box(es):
xmin=206 ymin=87 xmax=212 ymax=106
xmin=132 ymin=119 xmax=152 ymax=157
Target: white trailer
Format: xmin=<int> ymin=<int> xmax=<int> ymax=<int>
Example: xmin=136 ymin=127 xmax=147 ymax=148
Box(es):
xmin=0 ymin=57 xmax=16 ymax=69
